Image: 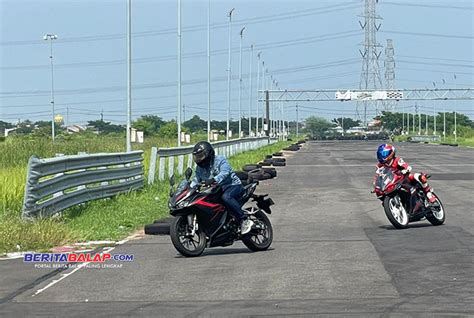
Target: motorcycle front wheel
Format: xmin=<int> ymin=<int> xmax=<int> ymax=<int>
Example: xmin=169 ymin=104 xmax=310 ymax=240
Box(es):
xmin=426 ymin=194 xmax=445 ymax=226
xmin=170 ymin=215 xmax=206 ymax=257
xmin=383 ymin=195 xmax=409 ymax=229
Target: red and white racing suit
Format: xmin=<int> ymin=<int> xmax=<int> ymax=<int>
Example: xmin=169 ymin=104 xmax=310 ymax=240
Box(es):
xmin=376 ymin=157 xmax=436 ymax=202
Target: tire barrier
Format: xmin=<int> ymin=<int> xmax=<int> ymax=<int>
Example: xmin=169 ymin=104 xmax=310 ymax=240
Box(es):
xmin=145 ymin=222 xmax=171 ymax=235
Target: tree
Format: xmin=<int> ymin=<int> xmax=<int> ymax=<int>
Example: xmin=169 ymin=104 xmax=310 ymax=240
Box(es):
xmin=0 ymin=121 xmax=13 ymax=130
xmin=87 ymin=120 xmax=125 ymax=134
xmin=159 ymin=120 xmax=178 ymax=138
xmin=133 ymin=115 xmax=165 ymax=135
xmin=304 ymin=116 xmax=331 ymax=139
xmin=183 ymin=115 xmax=206 ymax=133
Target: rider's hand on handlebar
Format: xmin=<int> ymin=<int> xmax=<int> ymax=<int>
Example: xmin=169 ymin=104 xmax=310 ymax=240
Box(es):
xmin=203 ymin=178 xmax=216 ymax=187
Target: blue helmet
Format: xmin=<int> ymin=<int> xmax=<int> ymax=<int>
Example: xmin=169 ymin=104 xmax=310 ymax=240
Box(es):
xmin=377 ymin=144 xmax=396 ymax=164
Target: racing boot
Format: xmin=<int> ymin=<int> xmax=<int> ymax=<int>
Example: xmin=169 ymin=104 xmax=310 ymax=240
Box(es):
xmin=423 ymin=186 xmax=437 ymax=204
xmin=240 ymin=217 xmax=254 ymax=235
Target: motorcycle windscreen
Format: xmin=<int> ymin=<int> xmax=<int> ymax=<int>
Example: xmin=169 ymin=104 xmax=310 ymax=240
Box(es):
xmin=375 ymin=167 xmax=395 ymax=192
xmin=170 ymin=180 xmax=190 ymax=206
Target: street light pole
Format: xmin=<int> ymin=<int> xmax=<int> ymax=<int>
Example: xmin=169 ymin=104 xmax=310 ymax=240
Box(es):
xmin=126 ymin=0 xmax=132 ymax=151
xmin=207 ymin=0 xmax=211 ymax=142
xmin=43 ymin=33 xmax=58 ymax=143
xmin=248 ymin=44 xmax=254 ymax=137
xmin=255 ymin=52 xmax=261 ymax=135
xmin=296 ymin=104 xmax=299 ymax=137
xmin=177 ymin=0 xmax=182 ymax=146
xmin=261 ymin=62 xmax=265 ymax=134
xmin=454 ymin=74 xmax=457 ymax=143
xmin=238 ymin=26 xmax=245 ymax=138
xmin=226 ymin=8 xmax=235 ymax=141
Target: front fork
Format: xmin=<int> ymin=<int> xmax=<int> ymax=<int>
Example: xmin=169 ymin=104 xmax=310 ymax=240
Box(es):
xmin=187 ymin=214 xmax=198 ymax=236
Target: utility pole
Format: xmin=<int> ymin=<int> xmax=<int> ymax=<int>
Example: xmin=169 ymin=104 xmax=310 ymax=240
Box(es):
xmin=454 ymin=74 xmax=457 ymax=142
xmin=425 ymin=111 xmax=428 ymax=135
xmin=432 ymin=81 xmax=437 ymax=135
xmin=226 ymin=8 xmax=235 ymax=140
xmin=255 ymin=52 xmax=261 ymax=135
xmin=261 ymin=64 xmax=266 ymax=134
xmin=126 ymin=0 xmax=132 ymax=151
xmin=402 ymin=105 xmax=404 ymax=134
xmin=296 ymin=104 xmax=299 ymax=137
xmin=177 ymin=0 xmax=182 ymax=146
xmin=443 ymin=110 xmax=446 ymax=141
xmin=248 ymin=44 xmax=253 ymax=137
xmin=265 ymin=90 xmax=270 ymax=136
xmin=66 ymin=106 xmax=69 ymax=132
xmin=207 ymin=0 xmax=211 ymax=142
xmin=238 ymin=26 xmax=245 ymax=138
xmin=416 ymin=104 xmax=420 ymax=135
xmin=182 ymin=104 xmax=186 ymax=122
xmin=43 ymin=33 xmax=58 ymax=142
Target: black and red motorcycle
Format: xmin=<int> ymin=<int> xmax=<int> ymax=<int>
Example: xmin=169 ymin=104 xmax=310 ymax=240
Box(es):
xmin=373 ymin=166 xmax=445 ymax=229
xmin=168 ymin=168 xmax=274 ymax=257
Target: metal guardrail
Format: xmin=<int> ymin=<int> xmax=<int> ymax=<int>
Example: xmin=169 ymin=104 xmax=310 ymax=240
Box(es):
xmin=408 ymin=135 xmax=441 ymax=142
xmin=22 ymin=151 xmax=144 ymax=219
xmin=148 ymin=137 xmax=275 ymax=184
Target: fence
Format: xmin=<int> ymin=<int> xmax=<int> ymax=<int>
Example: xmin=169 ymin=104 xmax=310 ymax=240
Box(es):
xmin=148 ymin=137 xmax=274 ymax=184
xmin=22 ymin=151 xmax=144 ymax=219
xmin=408 ymin=135 xmax=441 ymax=142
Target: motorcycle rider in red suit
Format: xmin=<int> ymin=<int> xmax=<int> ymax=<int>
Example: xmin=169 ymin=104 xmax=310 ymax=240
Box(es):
xmin=376 ymin=144 xmax=437 ymax=204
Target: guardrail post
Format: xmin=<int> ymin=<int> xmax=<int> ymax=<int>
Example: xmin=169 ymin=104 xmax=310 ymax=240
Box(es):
xmin=148 ymin=147 xmax=158 ymax=185
xmin=177 ymin=155 xmax=184 ymax=175
xmin=168 ymin=156 xmax=175 ymax=178
xmin=187 ymin=153 xmax=193 ymax=168
xmin=159 ymin=157 xmax=166 ymax=181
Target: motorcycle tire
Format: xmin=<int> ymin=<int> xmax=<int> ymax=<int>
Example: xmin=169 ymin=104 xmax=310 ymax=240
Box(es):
xmin=242 ymin=211 xmax=273 ymax=251
xmin=426 ymin=194 xmax=445 ymax=226
xmin=170 ymin=215 xmax=207 ymax=257
xmin=383 ymin=195 xmax=409 ymax=229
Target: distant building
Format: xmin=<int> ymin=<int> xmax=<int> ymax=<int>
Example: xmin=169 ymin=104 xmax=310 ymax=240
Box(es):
xmin=66 ymin=125 xmax=87 ymax=134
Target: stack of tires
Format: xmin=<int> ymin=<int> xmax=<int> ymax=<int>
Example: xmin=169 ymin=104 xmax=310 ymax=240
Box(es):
xmin=236 ymin=164 xmax=278 ymax=184
xmin=283 ymin=139 xmax=306 ymax=151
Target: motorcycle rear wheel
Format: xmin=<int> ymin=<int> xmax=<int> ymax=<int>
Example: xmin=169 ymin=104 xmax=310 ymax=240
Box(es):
xmin=242 ymin=211 xmax=273 ymax=251
xmin=170 ymin=215 xmax=206 ymax=257
xmin=383 ymin=195 xmax=409 ymax=229
xmin=426 ymin=194 xmax=445 ymax=226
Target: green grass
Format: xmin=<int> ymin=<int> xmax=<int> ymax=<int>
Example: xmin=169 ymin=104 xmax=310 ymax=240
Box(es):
xmin=0 ymin=140 xmax=290 ymax=254
xmin=394 ymin=135 xmax=474 ymax=147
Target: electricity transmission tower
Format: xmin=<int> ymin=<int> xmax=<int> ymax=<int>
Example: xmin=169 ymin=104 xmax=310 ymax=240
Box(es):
xmin=358 ymin=0 xmax=383 ymax=125
xmin=384 ymin=39 xmax=396 ymax=110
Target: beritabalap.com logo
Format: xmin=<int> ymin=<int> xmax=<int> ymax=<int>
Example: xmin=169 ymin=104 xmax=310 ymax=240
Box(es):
xmin=23 ymin=253 xmax=134 ymax=269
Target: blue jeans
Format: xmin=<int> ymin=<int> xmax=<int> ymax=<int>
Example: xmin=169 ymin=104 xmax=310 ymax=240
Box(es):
xmin=221 ymin=185 xmax=245 ymax=221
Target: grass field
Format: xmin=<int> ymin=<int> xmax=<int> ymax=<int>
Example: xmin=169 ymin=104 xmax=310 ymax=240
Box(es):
xmin=0 ymin=135 xmax=290 ymax=254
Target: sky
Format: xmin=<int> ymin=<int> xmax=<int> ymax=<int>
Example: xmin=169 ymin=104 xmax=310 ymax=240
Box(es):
xmin=0 ymin=0 xmax=473 ymax=126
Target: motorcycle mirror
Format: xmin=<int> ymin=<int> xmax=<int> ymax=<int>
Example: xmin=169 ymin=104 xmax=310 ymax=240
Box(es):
xmin=185 ymin=167 xmax=193 ymax=180
xmin=170 ymin=174 xmax=175 ymax=186
xmin=169 ymin=187 xmax=174 ymax=197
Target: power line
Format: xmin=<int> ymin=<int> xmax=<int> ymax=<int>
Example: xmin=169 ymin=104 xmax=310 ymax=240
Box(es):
xmin=0 ymin=2 xmax=361 ymax=46
xmin=1 ymin=30 xmax=361 ymax=71
xmin=381 ymin=30 xmax=474 ymax=40
xmin=381 ymin=2 xmax=474 ymax=11
xmin=0 ymin=58 xmax=359 ymax=97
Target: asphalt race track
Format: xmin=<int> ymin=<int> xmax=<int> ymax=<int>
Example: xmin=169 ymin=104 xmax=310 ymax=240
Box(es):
xmin=1 ymin=141 xmax=473 ymax=317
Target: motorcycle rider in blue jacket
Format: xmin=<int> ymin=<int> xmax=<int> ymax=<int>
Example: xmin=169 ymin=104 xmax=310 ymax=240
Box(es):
xmin=191 ymin=141 xmax=254 ymax=234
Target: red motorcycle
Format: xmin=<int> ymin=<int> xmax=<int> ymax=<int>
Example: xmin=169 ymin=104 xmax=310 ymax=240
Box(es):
xmin=373 ymin=166 xmax=445 ymax=229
